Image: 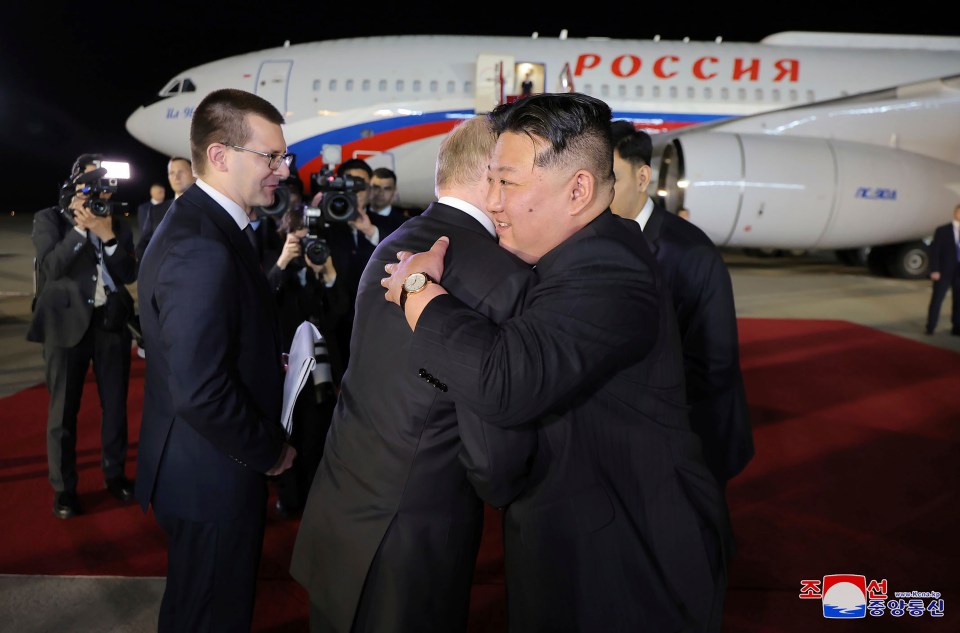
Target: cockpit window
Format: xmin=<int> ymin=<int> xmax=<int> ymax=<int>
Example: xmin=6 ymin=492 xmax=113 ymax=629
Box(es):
xmin=159 ymin=78 xmax=196 ymax=97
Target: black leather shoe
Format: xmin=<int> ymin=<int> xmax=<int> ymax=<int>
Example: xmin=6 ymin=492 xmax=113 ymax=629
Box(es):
xmin=105 ymin=476 xmax=135 ymax=502
xmin=53 ymin=491 xmax=80 ymax=519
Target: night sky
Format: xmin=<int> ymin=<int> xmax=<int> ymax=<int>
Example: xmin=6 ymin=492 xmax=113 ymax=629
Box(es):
xmin=2 ymin=2 xmax=956 ymax=214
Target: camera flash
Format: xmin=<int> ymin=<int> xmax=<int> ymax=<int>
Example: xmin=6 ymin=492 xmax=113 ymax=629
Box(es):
xmin=99 ymin=161 xmax=131 ymax=179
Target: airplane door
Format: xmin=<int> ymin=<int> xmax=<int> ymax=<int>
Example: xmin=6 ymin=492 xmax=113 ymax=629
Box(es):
xmin=475 ymin=54 xmax=515 ymax=114
xmin=255 ymin=60 xmax=293 ymax=114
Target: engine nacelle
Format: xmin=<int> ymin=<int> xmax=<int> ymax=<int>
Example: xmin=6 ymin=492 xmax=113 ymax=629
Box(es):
xmin=655 ymin=132 xmax=960 ymax=250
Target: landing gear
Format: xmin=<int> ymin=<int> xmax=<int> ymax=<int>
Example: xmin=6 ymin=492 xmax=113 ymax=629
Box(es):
xmin=862 ymin=241 xmax=930 ymax=279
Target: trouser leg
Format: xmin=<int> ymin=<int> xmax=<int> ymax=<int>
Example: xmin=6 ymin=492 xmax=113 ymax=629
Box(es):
xmin=92 ymin=327 xmax=131 ymax=480
xmin=156 ymin=508 xmax=265 ymax=633
xmin=44 ymin=328 xmax=93 ymax=492
xmin=926 ymin=279 xmax=949 ymax=331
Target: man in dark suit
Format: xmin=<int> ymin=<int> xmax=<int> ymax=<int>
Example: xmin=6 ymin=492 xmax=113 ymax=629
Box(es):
xmin=134 ymin=157 xmax=195 ymax=261
xmin=136 ymin=182 xmax=166 ymax=235
xmin=290 ymin=116 xmax=537 ymax=633
xmin=367 ymin=166 xmax=408 ymax=236
xmin=925 ymin=202 xmax=960 ymax=335
xmin=385 ymin=93 xmax=732 ymax=633
xmin=312 ymin=158 xmax=375 ymax=370
xmin=28 ymin=153 xmax=138 ymax=519
xmin=610 ymin=123 xmax=753 ymax=486
xmin=135 ymin=88 xmax=296 ymax=633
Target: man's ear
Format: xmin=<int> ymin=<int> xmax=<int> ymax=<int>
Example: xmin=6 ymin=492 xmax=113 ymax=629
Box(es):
xmin=207 ymin=144 xmax=228 ymax=172
xmin=637 ymin=164 xmax=652 ymax=192
xmin=569 ymin=169 xmax=596 ymax=215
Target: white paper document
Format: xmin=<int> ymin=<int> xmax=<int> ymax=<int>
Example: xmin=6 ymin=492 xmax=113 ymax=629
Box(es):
xmin=281 ymin=321 xmax=321 ymax=438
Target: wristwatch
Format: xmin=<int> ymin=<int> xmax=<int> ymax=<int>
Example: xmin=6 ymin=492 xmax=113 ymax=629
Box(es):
xmin=400 ymin=272 xmax=435 ymax=310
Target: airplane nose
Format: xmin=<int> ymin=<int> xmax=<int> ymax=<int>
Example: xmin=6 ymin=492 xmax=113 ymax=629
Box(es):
xmin=125 ymin=106 xmax=151 ymax=147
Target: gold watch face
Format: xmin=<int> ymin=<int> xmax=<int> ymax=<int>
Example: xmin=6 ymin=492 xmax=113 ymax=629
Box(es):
xmin=403 ymin=272 xmax=428 ymax=293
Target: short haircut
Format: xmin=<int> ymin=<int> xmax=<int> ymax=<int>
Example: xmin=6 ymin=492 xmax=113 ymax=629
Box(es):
xmin=612 ymin=123 xmax=653 ymax=168
xmin=189 ymin=89 xmax=284 ymax=176
xmin=435 ymin=116 xmax=496 ymax=191
xmin=168 ymin=156 xmax=192 ymax=167
xmin=371 ymin=167 xmax=397 ymax=182
xmin=336 ymin=158 xmax=373 ymax=180
xmin=610 ymin=120 xmax=638 ymax=147
xmin=488 ymin=92 xmax=614 ymax=187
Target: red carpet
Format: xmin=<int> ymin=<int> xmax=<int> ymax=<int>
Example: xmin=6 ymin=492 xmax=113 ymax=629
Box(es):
xmin=1 ymin=318 xmax=958 ymax=632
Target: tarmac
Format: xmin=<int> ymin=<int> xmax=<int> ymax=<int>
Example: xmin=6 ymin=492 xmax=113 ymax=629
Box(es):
xmin=0 ymin=209 xmax=957 ymax=632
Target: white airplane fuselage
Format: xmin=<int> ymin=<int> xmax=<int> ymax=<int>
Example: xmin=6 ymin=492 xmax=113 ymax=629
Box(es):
xmin=126 ymin=33 xmax=960 ymax=276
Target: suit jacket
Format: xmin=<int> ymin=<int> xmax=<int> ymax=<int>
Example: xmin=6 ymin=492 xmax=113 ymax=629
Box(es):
xmin=134 ymin=184 xmax=286 ymax=522
xmin=290 ymin=201 xmax=537 ymax=633
xmin=411 ymin=210 xmax=732 ymax=633
xmin=643 ymin=204 xmax=753 ymax=483
xmin=135 ymin=199 xmax=172 ymax=262
xmin=369 ymin=205 xmax=407 ymax=238
xmin=28 ymin=206 xmax=137 ymax=346
xmin=929 ymin=222 xmax=959 ymax=278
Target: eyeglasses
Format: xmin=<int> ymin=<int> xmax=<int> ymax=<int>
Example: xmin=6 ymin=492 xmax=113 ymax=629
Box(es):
xmin=222 ymin=143 xmax=295 ymax=170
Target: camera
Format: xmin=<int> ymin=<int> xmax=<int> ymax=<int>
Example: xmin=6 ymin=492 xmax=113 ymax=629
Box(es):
xmin=299 ymin=206 xmax=331 ymax=265
xmin=63 ymin=160 xmax=130 ymax=217
xmin=253 ymin=164 xmax=301 ymax=218
xmin=310 ymin=166 xmax=366 ymax=223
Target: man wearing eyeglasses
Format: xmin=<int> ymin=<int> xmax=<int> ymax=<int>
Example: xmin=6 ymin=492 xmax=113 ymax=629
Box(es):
xmin=135 ymin=88 xmax=297 ymax=633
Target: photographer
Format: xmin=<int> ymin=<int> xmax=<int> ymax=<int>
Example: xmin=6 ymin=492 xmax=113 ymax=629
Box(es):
xmin=27 ymin=153 xmax=138 ymax=519
xmin=309 ymin=158 xmax=374 ymax=370
xmin=267 ymin=193 xmax=348 ymax=516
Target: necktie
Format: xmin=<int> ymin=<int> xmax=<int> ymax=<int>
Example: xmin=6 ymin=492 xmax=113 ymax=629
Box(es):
xmin=244 ymin=225 xmax=258 ymax=256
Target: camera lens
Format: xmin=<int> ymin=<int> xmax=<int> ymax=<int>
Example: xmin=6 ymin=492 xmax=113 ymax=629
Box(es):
xmin=88 ymin=199 xmax=111 ymax=217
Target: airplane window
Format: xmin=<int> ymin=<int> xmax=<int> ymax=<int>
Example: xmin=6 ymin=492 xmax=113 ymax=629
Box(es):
xmin=754 ymin=88 xmax=763 ymax=100
xmin=635 ymin=86 xmax=643 ymax=98
xmin=379 ymin=79 xmax=387 ymax=92
xmin=313 ymin=80 xmax=322 ymax=92
xmin=789 ymin=89 xmax=798 ymax=102
xmin=346 ymin=79 xmax=354 ymax=91
xmin=618 ymin=85 xmax=626 ymax=98
xmin=704 ymin=87 xmax=712 ymax=99
xmin=737 ymin=88 xmax=746 ymax=101
xmin=772 ymin=88 xmax=781 ymax=102
xmin=362 ymin=79 xmax=370 ymax=92
xmin=669 ymin=86 xmax=678 ymax=99
xmin=721 ymin=87 xmax=729 ymax=100
xmin=687 ymin=86 xmax=695 ymax=99
xmin=653 ymin=86 xmax=661 ymax=99
xmin=584 ymin=83 xmax=593 ymax=94
xmin=330 ymin=79 xmax=337 ymax=91
xmin=396 ymin=80 xmax=404 ymax=92
xmin=806 ymin=89 xmax=815 ymax=101
xmin=181 ymin=79 xmax=196 ymax=93
xmin=413 ymin=80 xmax=421 ymax=92
xmin=447 ymin=80 xmax=455 ymax=93
xmin=430 ymin=80 xmax=438 ymax=93
xmin=601 ymin=84 xmax=610 ymax=98
xmin=464 ymin=80 xmax=472 ymax=93
xmin=159 ymin=80 xmax=181 ymax=97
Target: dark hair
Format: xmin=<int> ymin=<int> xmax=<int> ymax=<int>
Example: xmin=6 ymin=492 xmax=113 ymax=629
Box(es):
xmin=611 ymin=122 xmax=653 ymax=168
xmin=609 ymin=120 xmax=637 ymax=147
xmin=371 ymin=166 xmax=397 ymax=182
xmin=70 ymin=153 xmax=102 ymax=181
xmin=336 ymin=158 xmax=373 ymax=180
xmin=488 ymin=92 xmax=613 ymax=183
xmin=189 ymin=89 xmax=285 ymax=175
xmin=168 ymin=156 xmax=192 ymax=167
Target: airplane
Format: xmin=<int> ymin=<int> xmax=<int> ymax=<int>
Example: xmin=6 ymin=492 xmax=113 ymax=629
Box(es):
xmin=125 ymin=30 xmax=960 ymax=279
